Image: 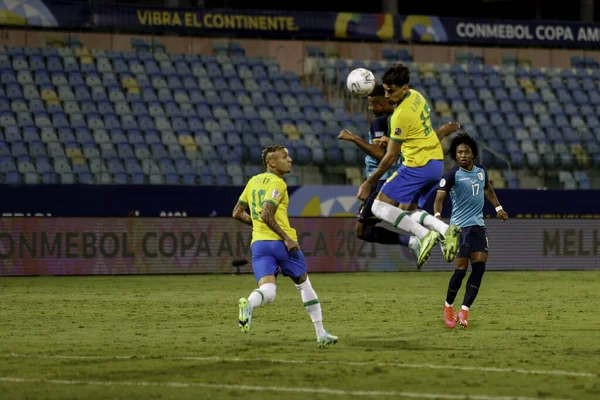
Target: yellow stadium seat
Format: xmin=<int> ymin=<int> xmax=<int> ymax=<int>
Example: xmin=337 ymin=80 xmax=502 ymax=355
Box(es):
xmin=435 ymin=101 xmax=450 ymax=113
xmin=179 ymin=136 xmax=195 ymax=146
xmin=70 ymin=155 xmax=86 ymax=164
xmin=419 ymin=63 xmax=435 ymax=74
xmin=122 ymin=77 xmax=138 ymax=89
xmin=345 ymin=167 xmax=361 ymax=180
xmin=75 ymin=48 xmax=91 ymax=57
xmin=79 ymin=55 xmax=94 ymax=65
xmin=41 ymin=89 xmax=58 ymax=102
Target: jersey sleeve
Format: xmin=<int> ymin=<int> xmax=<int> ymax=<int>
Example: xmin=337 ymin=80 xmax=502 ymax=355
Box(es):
xmin=238 ymin=183 xmax=250 ymax=206
xmin=437 ymin=168 xmax=456 ymax=193
xmin=370 ymin=116 xmax=388 ymax=140
xmin=389 ymin=111 xmax=409 ymax=142
xmin=263 ymin=179 xmax=287 ymax=208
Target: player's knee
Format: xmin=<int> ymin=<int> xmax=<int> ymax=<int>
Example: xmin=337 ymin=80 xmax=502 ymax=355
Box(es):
xmin=471 ymin=261 xmax=486 ymax=278
xmin=258 ymin=282 xmax=277 ymax=304
xmin=371 ymin=199 xmax=387 ymax=219
xmin=295 ymin=275 xmax=312 ymax=291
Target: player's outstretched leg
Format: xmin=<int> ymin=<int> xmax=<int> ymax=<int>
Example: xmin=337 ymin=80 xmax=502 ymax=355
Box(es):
xmin=456 ymin=261 xmax=485 ymax=328
xmin=238 ymin=283 xmax=276 ymax=333
xmin=371 ymin=200 xmax=441 ymax=268
xmin=295 ymin=276 xmax=338 ymax=348
xmin=410 ymin=210 xmax=461 ymax=263
xmin=443 ymin=268 xmax=467 ymax=328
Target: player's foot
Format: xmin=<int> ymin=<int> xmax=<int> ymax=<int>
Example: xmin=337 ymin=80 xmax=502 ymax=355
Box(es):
xmin=238 ymin=297 xmax=252 ymax=333
xmin=417 ymin=231 xmax=441 ymax=269
xmin=444 ymin=304 xmax=456 ymax=328
xmin=443 ymin=225 xmax=461 ymax=263
xmin=408 ymin=236 xmax=420 ymax=260
xmin=455 ymin=308 xmax=469 ymax=328
xmin=317 ymin=332 xmax=338 ymax=348
xmin=439 ymin=241 xmax=448 ymax=261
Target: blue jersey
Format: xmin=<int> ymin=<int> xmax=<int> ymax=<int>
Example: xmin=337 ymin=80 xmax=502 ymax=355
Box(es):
xmin=437 ymin=165 xmax=488 ymax=228
xmin=365 ymin=113 xmax=402 ymax=181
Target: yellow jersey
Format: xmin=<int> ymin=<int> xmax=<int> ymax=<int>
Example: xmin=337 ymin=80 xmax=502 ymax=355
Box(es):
xmin=389 ymin=89 xmax=444 ymax=167
xmin=238 ymin=172 xmax=297 ymax=243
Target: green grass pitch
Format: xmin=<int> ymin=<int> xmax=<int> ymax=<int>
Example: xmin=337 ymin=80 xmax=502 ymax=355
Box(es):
xmin=0 ymin=271 xmax=599 ymax=399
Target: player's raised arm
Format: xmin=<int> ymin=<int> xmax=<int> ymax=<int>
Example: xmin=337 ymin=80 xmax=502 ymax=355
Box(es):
xmin=484 ymin=179 xmax=508 ymax=221
xmin=436 ymin=122 xmax=461 ymax=141
xmin=338 ymin=128 xmax=385 ymax=160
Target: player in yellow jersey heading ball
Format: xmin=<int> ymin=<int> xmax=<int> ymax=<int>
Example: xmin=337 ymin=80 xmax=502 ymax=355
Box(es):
xmin=356 ymin=64 xmax=462 ymax=269
xmin=232 ymin=145 xmax=338 ymax=348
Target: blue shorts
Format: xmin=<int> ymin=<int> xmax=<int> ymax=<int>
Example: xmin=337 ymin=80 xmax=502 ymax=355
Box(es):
xmin=381 ymin=160 xmax=443 ymax=208
xmin=457 ymin=226 xmax=489 ymax=258
xmin=251 ymin=240 xmax=307 ymax=281
xmin=357 ymin=179 xmax=386 ymax=224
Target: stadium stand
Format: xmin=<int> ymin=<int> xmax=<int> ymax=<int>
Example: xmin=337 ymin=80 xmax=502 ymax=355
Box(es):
xmin=308 ymin=47 xmax=600 ymax=189
xmin=0 ymin=39 xmax=598 ymax=189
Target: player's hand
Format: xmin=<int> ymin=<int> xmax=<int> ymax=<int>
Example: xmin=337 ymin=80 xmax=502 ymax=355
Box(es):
xmin=437 ymin=122 xmax=461 ymax=138
xmin=376 ymin=136 xmax=390 ymax=148
xmin=357 ymin=181 xmax=372 ymax=202
xmin=338 ymin=129 xmax=354 ymax=142
xmin=435 ymin=214 xmax=442 ymax=220
xmin=497 ymin=210 xmax=509 ymax=221
xmin=284 ymin=238 xmax=300 ymax=252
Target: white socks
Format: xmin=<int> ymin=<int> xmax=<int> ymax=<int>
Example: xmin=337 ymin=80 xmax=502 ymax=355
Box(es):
xmin=371 ymin=200 xmax=429 ymax=238
xmin=411 ymin=210 xmax=449 ymax=235
xmin=295 ymin=277 xmax=326 ymax=337
xmin=248 ymin=283 xmax=276 ymax=309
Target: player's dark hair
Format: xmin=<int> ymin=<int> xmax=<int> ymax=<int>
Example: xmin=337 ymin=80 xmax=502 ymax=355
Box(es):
xmin=382 ymin=64 xmax=410 ymax=87
xmin=450 ymin=132 xmax=479 ymax=161
xmin=261 ymin=145 xmax=286 ymax=168
xmin=369 ymin=84 xmax=386 ymax=98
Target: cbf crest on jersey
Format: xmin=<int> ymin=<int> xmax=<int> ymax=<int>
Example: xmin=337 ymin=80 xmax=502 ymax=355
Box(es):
xmin=477 ymin=172 xmax=484 ymax=181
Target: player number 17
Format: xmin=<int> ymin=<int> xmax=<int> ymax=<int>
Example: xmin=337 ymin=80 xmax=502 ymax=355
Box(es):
xmin=471 ymin=183 xmax=480 ymax=196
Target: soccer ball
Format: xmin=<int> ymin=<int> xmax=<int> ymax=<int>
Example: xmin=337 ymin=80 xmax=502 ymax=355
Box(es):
xmin=346 ymin=68 xmax=376 ymax=97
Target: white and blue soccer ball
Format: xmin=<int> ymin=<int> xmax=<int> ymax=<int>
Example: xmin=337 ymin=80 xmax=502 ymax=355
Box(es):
xmin=346 ymin=68 xmax=376 ymax=97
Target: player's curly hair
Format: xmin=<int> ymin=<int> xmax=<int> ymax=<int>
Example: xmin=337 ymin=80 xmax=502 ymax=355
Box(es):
xmin=450 ymin=132 xmax=479 ymax=161
xmin=382 ymin=64 xmax=410 ymax=87
xmin=261 ymin=145 xmax=286 ymax=168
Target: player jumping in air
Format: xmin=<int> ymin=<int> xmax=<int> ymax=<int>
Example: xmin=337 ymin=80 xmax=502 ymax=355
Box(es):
xmin=339 ymin=84 xmax=460 ymax=262
xmin=232 ymin=145 xmax=338 ymax=347
xmin=434 ymin=133 xmax=508 ymax=328
xmin=356 ymin=63 xmax=462 ymax=269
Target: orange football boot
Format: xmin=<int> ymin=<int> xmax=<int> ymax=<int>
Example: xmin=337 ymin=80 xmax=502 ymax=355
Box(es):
xmin=444 ymin=304 xmax=456 ymax=328
xmin=456 ymin=308 xmax=469 ymax=328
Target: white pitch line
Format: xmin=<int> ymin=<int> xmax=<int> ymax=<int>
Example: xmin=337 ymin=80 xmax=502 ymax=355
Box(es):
xmin=0 ymin=376 xmax=571 ymax=400
xmin=5 ymin=353 xmax=596 ymax=378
